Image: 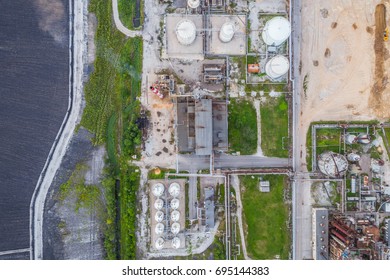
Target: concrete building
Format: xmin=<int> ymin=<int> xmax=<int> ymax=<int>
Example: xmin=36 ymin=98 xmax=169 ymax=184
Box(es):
xmin=259 ymin=180 xmax=270 ymax=192
xmin=312 ymin=208 xmax=329 ymax=260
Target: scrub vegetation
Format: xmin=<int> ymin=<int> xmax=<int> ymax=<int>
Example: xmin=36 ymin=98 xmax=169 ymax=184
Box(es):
xmin=118 ymin=0 xmax=144 ymax=29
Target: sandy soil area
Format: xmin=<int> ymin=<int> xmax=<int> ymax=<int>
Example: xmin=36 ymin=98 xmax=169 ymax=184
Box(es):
xmin=299 ymin=0 xmax=390 ymax=167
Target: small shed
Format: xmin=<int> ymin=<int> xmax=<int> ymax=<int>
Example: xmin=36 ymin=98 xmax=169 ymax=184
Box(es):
xmin=259 ymin=181 xmax=270 ymax=192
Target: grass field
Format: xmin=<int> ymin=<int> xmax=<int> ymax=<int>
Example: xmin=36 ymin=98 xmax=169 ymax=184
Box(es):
xmin=240 ymin=175 xmax=290 ymax=259
xmin=228 ymin=99 xmax=257 ymax=155
xmin=316 ymin=128 xmax=341 ymax=155
xmin=118 ymin=0 xmax=144 ymax=30
xmin=260 ymin=96 xmax=289 ymax=157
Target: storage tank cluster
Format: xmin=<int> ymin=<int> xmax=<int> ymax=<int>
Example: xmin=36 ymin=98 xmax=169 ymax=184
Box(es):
xmin=152 ymin=182 xmax=183 ymax=250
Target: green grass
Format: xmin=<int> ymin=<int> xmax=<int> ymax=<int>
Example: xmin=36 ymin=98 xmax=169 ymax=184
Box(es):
xmin=316 ymin=128 xmax=341 ymax=155
xmin=117 ymin=0 xmax=144 ymax=30
xmin=260 ymin=96 xmax=289 ymax=157
xmin=228 ymin=99 xmax=257 ymax=155
xmin=240 ymin=175 xmax=290 ymax=259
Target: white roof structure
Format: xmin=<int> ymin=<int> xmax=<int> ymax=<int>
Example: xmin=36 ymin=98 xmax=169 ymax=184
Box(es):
xmin=187 ymin=0 xmax=200 ymax=9
xmin=169 ymin=182 xmax=180 ymax=197
xmin=154 ymin=198 xmax=164 ymax=210
xmin=176 ymin=19 xmax=197 ymax=46
xmin=155 ymin=211 xmax=164 ymax=222
xmin=265 ymin=55 xmax=289 ymax=79
xmin=170 ymin=198 xmax=180 ymax=210
xmin=219 ymin=22 xmax=235 ymax=43
xmin=318 ymin=152 xmax=348 ymax=177
xmin=262 ymin=16 xmax=291 ymax=46
xmin=152 ymin=183 xmax=165 ymax=197
xmin=171 ymin=222 xmax=180 ymax=235
xmin=171 ymin=210 xmax=180 ymax=222
xmin=155 ymin=223 xmax=164 ymax=235
xmin=171 ymin=237 xmax=181 ymax=249
xmin=347 ymin=153 xmax=360 ymax=162
xmin=345 ymin=134 xmax=357 ymax=145
xmin=155 ymin=237 xmax=165 ymax=250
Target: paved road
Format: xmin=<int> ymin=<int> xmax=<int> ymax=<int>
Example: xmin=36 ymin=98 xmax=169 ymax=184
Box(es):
xmin=112 ymin=0 xmax=142 ymax=37
xmin=177 ymin=154 xmax=290 ymax=171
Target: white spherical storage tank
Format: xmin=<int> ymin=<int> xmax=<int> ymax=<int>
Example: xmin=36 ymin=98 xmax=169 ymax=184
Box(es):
xmin=171 ymin=237 xmax=181 ymax=249
xmin=152 ymin=183 xmax=165 ymax=197
xmin=265 ymin=55 xmax=289 ymax=79
xmin=219 ymin=22 xmax=235 ymax=43
xmin=155 ymin=237 xmax=165 ymax=250
xmin=187 ymin=0 xmax=200 ymax=9
xmin=171 ymin=210 xmax=180 ymax=222
xmin=169 ymin=182 xmax=180 ymax=197
xmin=261 ymin=16 xmax=291 ymax=46
xmin=171 ymin=222 xmax=180 ymax=235
xmin=154 ymin=198 xmax=164 ymax=210
xmin=155 ymin=211 xmax=164 ymax=222
xmin=155 ymin=223 xmax=165 ymax=235
xmin=176 ymin=19 xmax=197 ymax=46
xmin=170 ymin=198 xmax=180 ymax=210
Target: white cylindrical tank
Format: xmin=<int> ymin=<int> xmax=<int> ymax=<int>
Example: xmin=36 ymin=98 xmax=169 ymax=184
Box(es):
xmin=171 ymin=237 xmax=181 ymax=249
xmin=155 ymin=211 xmax=164 ymax=222
xmin=169 ymin=183 xmax=180 ymax=197
xmin=154 ymin=198 xmax=164 ymax=210
xmin=187 ymin=0 xmax=200 ymax=9
xmin=176 ymin=19 xmax=197 ymax=46
xmin=345 ymin=134 xmax=356 ymax=145
xmin=265 ymin=55 xmax=289 ymax=79
xmin=170 ymin=198 xmax=180 ymax=210
xmin=171 ymin=210 xmax=180 ymax=222
xmin=152 ymin=183 xmax=165 ymax=197
xmin=262 ymin=16 xmax=291 ymax=46
xmin=155 ymin=237 xmax=165 ymax=250
xmin=347 ymin=153 xmax=361 ymax=162
xmin=171 ymin=222 xmax=180 ymax=235
xmin=155 ymin=223 xmax=164 ymax=235
xmin=219 ymin=22 xmax=235 ymax=43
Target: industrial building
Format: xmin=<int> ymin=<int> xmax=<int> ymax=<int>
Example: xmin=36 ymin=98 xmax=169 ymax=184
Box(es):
xmin=312 ymin=208 xmax=329 ymax=260
xmin=198 ymin=186 xmax=215 ymax=231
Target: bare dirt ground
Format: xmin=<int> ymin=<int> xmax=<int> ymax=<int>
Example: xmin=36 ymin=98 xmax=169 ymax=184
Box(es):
xmin=299 ymin=0 xmax=390 ymax=168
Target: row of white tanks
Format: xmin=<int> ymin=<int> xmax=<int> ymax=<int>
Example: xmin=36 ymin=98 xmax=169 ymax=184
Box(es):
xmin=152 ymin=182 xmax=180 ymax=197
xmin=155 ymin=236 xmax=181 ymax=250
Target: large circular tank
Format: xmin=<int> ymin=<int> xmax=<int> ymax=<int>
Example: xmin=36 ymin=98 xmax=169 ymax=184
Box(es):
xmin=155 ymin=223 xmax=164 ymax=235
xmin=171 ymin=210 xmax=180 ymax=222
xmin=265 ymin=55 xmax=289 ymax=79
xmin=171 ymin=222 xmax=180 ymax=235
xmin=187 ymin=0 xmax=200 ymax=9
xmin=155 ymin=237 xmax=165 ymax=250
xmin=318 ymin=152 xmax=348 ymax=178
xmin=175 ymin=19 xmax=197 ymax=46
xmin=170 ymin=198 xmax=180 ymax=210
xmin=262 ymin=16 xmax=291 ymax=46
xmin=169 ymin=183 xmax=180 ymax=197
xmin=152 ymin=183 xmax=165 ymax=197
xmin=155 ymin=211 xmax=164 ymax=222
xmin=171 ymin=237 xmax=181 ymax=249
xmin=154 ymin=198 xmax=164 ymax=210
xmin=219 ymin=22 xmax=235 ymax=43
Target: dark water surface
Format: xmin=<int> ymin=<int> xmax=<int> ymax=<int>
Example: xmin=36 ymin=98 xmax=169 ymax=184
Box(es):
xmin=0 ymin=0 xmax=69 ymax=254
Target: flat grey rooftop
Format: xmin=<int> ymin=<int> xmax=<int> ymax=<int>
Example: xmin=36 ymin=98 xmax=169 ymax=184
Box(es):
xmin=195 ymin=99 xmax=213 ymax=155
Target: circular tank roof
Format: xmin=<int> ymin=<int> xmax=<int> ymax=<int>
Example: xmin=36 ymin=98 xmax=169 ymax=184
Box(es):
xmin=155 ymin=237 xmax=165 ymax=250
xmin=170 ymin=198 xmax=180 ymax=210
xmin=169 ymin=183 xmax=180 ymax=197
xmin=262 ymin=16 xmax=291 ymax=46
xmin=171 ymin=237 xmax=181 ymax=249
xmin=171 ymin=210 xmax=180 ymax=222
xmin=171 ymin=222 xmax=180 ymax=235
xmin=155 ymin=223 xmax=164 ymax=235
xmin=176 ymin=19 xmax=197 ymax=46
xmin=318 ymin=152 xmax=348 ymax=178
xmin=154 ymin=198 xmax=164 ymax=210
xmin=155 ymin=210 xmax=164 ymax=223
xmin=265 ymin=55 xmax=289 ymax=79
xmin=152 ymin=183 xmax=165 ymax=197
xmin=219 ymin=22 xmax=235 ymax=43
xmin=187 ymin=0 xmax=200 ymax=9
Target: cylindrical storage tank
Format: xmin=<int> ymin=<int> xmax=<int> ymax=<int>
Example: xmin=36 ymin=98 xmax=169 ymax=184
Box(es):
xmin=171 ymin=210 xmax=180 ymax=222
xmin=171 ymin=237 xmax=181 ymax=249
xmin=176 ymin=19 xmax=196 ymax=46
xmin=170 ymin=198 xmax=180 ymax=210
xmin=347 ymin=153 xmax=361 ymax=162
xmin=265 ymin=55 xmax=289 ymax=79
xmin=155 ymin=223 xmax=164 ymax=235
xmin=155 ymin=237 xmax=165 ymax=250
xmin=169 ymin=183 xmax=180 ymax=197
xmin=345 ymin=134 xmax=356 ymax=145
xmin=154 ymin=198 xmax=164 ymax=210
xmin=187 ymin=0 xmax=200 ymax=9
xmin=152 ymin=183 xmax=165 ymax=197
xmin=171 ymin=222 xmax=180 ymax=235
xmin=262 ymin=16 xmax=291 ymax=46
xmin=155 ymin=211 xmax=164 ymax=222
xmin=219 ymin=22 xmax=235 ymax=43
